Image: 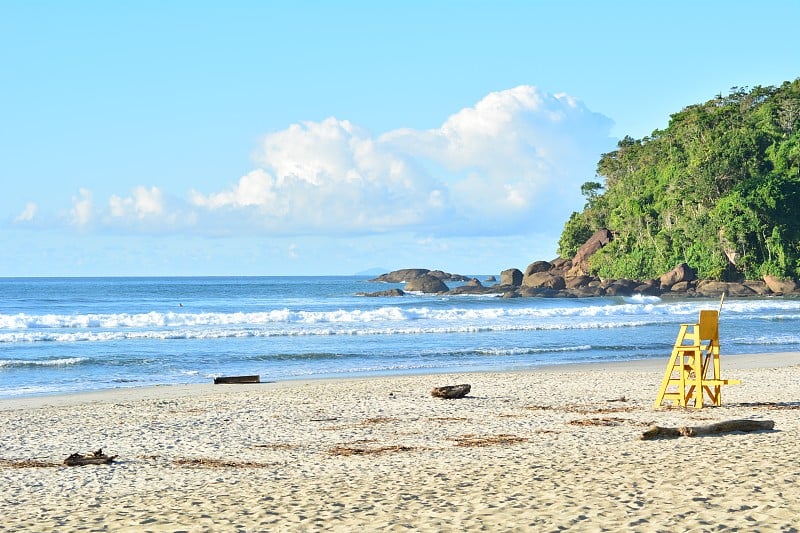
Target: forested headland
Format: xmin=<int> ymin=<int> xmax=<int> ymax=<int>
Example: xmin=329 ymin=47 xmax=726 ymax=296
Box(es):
xmin=558 ymin=79 xmax=800 ymax=282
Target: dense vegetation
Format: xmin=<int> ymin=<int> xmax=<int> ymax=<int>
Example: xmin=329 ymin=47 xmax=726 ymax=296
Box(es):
xmin=558 ymin=80 xmax=800 ymax=281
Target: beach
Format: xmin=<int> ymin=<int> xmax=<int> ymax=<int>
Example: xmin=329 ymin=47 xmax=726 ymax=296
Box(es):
xmin=1 ymin=353 xmax=799 ymax=532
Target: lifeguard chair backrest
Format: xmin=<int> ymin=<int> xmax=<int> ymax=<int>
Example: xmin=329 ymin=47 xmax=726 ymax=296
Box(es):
xmin=698 ymin=310 xmax=719 ymax=341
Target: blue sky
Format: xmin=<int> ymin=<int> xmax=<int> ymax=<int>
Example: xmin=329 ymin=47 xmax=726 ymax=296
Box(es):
xmin=2 ymin=1 xmax=799 ymax=277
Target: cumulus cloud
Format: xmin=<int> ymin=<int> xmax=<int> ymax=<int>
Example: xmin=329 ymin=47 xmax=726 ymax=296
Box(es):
xmin=190 ymin=117 xmax=450 ymax=234
xmin=190 ymin=85 xmax=614 ymax=236
xmin=70 ymin=188 xmax=94 ymax=228
xmin=14 ymin=202 xmax=37 ymax=223
xmin=109 ymin=186 xmax=165 ymax=219
xmin=52 ymin=86 xmax=615 ymax=238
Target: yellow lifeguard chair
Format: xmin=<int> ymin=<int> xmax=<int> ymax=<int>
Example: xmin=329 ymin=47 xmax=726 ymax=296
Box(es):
xmin=654 ymin=304 xmax=740 ymax=409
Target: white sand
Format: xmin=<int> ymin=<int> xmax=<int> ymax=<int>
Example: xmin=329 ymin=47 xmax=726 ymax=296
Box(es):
xmin=1 ymin=353 xmax=799 ymax=531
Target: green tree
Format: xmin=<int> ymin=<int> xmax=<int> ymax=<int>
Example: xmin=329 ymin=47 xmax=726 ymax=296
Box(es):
xmin=558 ymin=80 xmax=800 ymax=281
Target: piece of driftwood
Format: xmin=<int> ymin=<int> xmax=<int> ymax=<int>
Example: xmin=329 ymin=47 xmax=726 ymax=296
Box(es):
xmin=64 ymin=449 xmax=117 ymax=466
xmin=213 ymin=375 xmax=260 ymax=384
xmin=640 ymin=419 xmax=775 ymax=440
xmin=431 ymin=383 xmax=471 ymax=399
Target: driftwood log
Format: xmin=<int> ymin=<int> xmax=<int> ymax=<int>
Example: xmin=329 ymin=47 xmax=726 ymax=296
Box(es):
xmin=431 ymin=384 xmax=471 ymax=399
xmin=64 ymin=449 xmax=117 ymax=466
xmin=641 ymin=419 xmax=775 ymax=440
xmin=213 ymin=375 xmax=260 ymax=384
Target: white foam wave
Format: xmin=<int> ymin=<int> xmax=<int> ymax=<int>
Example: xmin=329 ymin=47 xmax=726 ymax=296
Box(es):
xmin=0 ymin=320 xmax=658 ymax=344
xmin=476 ymin=345 xmax=592 ymax=356
xmin=1 ymin=299 xmax=798 ymax=332
xmin=730 ymin=334 xmax=800 ymax=346
xmin=0 ymin=357 xmax=86 ymax=368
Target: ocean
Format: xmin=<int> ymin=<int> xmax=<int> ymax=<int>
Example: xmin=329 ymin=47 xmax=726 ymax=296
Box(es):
xmin=1 ymin=276 xmax=799 ymax=399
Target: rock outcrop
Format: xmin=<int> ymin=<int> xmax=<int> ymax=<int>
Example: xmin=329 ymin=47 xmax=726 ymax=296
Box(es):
xmin=371 ymin=269 xmax=469 ymax=283
xmin=568 ymin=229 xmax=613 ymax=276
xmin=500 ymin=268 xmax=523 ymax=287
xmin=356 ymin=288 xmax=405 ymax=297
xmin=362 ymin=232 xmax=800 ymax=298
xmin=404 ymin=274 xmax=449 ymax=293
xmin=659 ymin=263 xmax=697 ymax=289
xmin=763 ymin=275 xmax=798 ymax=295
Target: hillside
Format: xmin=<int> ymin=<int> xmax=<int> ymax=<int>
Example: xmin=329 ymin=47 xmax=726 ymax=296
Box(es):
xmin=558 ymin=80 xmax=800 ymax=281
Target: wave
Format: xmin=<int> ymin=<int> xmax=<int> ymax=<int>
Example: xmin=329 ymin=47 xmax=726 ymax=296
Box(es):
xmin=729 ymin=333 xmax=800 ymax=346
xmin=0 ymin=357 xmax=86 ymax=368
xmin=2 ymin=298 xmax=797 ymax=330
xmin=474 ymin=345 xmax=593 ymax=356
xmin=0 ymin=319 xmax=671 ymax=344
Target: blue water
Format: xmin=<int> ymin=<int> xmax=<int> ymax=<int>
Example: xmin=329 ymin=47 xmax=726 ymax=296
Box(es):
xmin=1 ymin=276 xmax=799 ymax=399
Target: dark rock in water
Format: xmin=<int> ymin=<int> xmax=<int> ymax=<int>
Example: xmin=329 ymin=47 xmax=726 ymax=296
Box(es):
xmin=500 ymin=268 xmax=523 ymax=287
xmin=356 ymin=288 xmax=405 ymax=297
xmin=485 ymin=275 xmax=497 ymax=282
xmin=448 ymin=283 xmax=498 ymax=295
xmin=370 ymin=268 xmax=469 ymax=283
xmin=404 ymin=274 xmax=449 ymax=294
xmin=371 ymin=269 xmax=431 ymax=282
xmin=431 ymin=384 xmax=471 ymax=399
xmin=448 ymin=277 xmax=489 ymax=295
xmin=605 ymin=278 xmax=637 ymax=297
xmin=634 ymin=280 xmax=661 ymax=296
xmin=428 ymin=270 xmax=470 ymax=282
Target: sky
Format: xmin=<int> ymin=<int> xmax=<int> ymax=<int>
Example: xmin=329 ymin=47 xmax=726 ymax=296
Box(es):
xmin=2 ymin=1 xmax=799 ymax=277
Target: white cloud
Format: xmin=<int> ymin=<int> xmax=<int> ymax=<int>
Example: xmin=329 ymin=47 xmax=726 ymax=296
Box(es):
xmin=108 ymin=186 xmax=166 ymax=220
xmin=70 ymin=188 xmax=93 ymax=228
xmin=14 ymin=202 xmax=37 ymax=223
xmin=190 ymin=116 xmax=450 ymax=234
xmin=189 ymin=85 xmax=614 ymax=236
xmin=49 ymin=86 xmax=615 ymax=239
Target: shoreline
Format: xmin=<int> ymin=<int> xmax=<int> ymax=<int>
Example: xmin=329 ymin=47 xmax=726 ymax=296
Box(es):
xmin=3 ymin=351 xmax=797 ymax=411
xmin=2 ymin=350 xmax=798 ymax=530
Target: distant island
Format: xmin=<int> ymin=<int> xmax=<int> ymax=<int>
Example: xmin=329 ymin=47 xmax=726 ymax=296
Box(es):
xmin=363 ymin=81 xmax=800 ymax=299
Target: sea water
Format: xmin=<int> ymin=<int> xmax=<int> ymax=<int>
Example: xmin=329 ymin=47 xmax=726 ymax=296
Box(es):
xmin=1 ymin=276 xmax=799 ymax=399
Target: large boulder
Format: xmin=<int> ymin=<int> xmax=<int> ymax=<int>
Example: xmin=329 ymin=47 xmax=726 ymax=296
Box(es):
xmin=522 ymin=271 xmax=566 ymax=290
xmin=634 ymin=280 xmax=662 ymax=296
xmin=371 ymin=269 xmax=430 ymax=282
xmin=550 ymin=257 xmax=571 ymax=271
xmin=743 ymin=280 xmax=771 ymax=296
xmin=404 ymin=274 xmax=449 ymax=293
xmin=763 ymin=275 xmax=798 ymax=295
xmin=695 ymin=280 xmax=756 ymax=297
xmin=500 ymin=268 xmax=524 ymax=287
xmin=524 ymin=261 xmax=552 ymax=276
xmin=371 ymin=268 xmax=469 ymax=283
xmin=428 ymin=270 xmax=470 ymax=282
xmin=356 ymin=288 xmax=405 ymax=297
xmin=568 ymin=229 xmax=613 ymax=276
xmin=659 ymin=263 xmax=697 ymax=289
xmin=605 ymin=279 xmax=638 ymax=297
xmin=565 ymin=275 xmax=595 ymax=290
